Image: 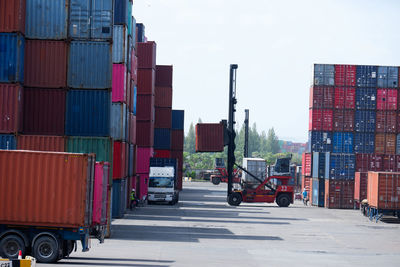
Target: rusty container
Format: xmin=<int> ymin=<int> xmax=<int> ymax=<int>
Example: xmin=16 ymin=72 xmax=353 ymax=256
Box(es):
xmin=0 ymin=83 xmax=23 ymax=133
xmin=0 ymin=0 xmax=26 ymax=33
xmin=367 ymin=172 xmax=400 ymax=209
xmin=17 ymin=135 xmax=66 ymax=152
xmin=195 ymin=123 xmax=224 ymax=152
xmin=354 ymin=172 xmax=368 ymax=202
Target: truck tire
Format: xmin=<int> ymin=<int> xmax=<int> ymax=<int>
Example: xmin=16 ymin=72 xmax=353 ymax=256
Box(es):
xmin=276 ymin=194 xmax=291 ymax=207
xmin=33 ymin=236 xmax=60 ymax=263
xmin=0 ymin=234 xmax=25 ymax=259
xmin=228 ymin=192 xmax=242 ymax=206
xmin=211 ymin=177 xmax=221 ymax=185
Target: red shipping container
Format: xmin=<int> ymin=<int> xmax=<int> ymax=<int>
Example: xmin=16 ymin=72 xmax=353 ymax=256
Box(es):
xmin=137 ymin=41 xmax=156 ymax=69
xmin=137 ymin=69 xmax=155 ymax=95
xmin=334 ymin=87 xmax=355 ymax=109
xmin=155 ymin=86 xmax=173 ymax=108
xmin=171 ymin=150 xmax=184 ymax=171
xmin=368 ymin=172 xmax=400 ymax=209
xmin=309 ymin=109 xmax=333 ymax=131
xmin=155 ymin=65 xmax=173 ymax=87
xmin=195 ymin=123 xmax=224 ymax=152
xmin=137 ymin=173 xmax=149 ymax=200
xmin=113 ymin=141 xmax=127 ymax=179
xmin=333 ymin=109 xmax=354 ymax=132
xmin=24 ymin=40 xmax=67 ymax=88
xmin=23 ymin=88 xmax=65 ymax=135
xmin=136 ymin=121 xmax=154 ymax=147
xmin=334 ymin=65 xmax=356 ymax=87
xmin=325 ymin=180 xmax=354 ymax=209
xmin=136 ymin=147 xmax=153 ymax=173
xmin=376 ymin=111 xmax=396 ymax=133
xmin=309 ymin=86 xmax=334 ymax=109
xmin=356 ymin=154 xmax=383 ymax=172
xmin=302 ymin=153 xmax=311 ymax=176
xmin=0 ymin=0 xmax=26 ymax=33
xmin=155 ymin=107 xmax=172 ymax=128
xmin=17 ymin=135 xmax=65 ymax=152
xmin=171 ymin=129 xmax=184 ymax=150
xmin=0 ymin=84 xmax=23 ymax=133
xmin=383 ymin=154 xmax=397 ymax=172
xmin=129 ymin=113 xmax=136 ymax=144
xmin=377 ymin=89 xmax=397 ymax=110
xmin=136 ymin=94 xmax=154 ymax=121
xmin=354 ymin=172 xmax=368 ymax=202
xmin=153 ymin=149 xmax=171 ymax=158
xmin=375 ymin=134 xmax=396 ymax=154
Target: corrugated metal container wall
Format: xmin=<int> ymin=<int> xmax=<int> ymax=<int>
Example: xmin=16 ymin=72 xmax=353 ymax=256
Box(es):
xmin=128 ymin=144 xmax=135 ymax=177
xmin=127 ymin=35 xmax=132 ymax=73
xmin=136 ymin=23 xmax=145 ymax=43
xmin=126 ymin=72 xmax=131 ymax=110
xmin=131 ymin=16 xmax=136 ymax=48
xmin=375 ymin=133 xmax=396 ymax=154
xmin=155 ymin=87 xmax=172 ymax=108
xmin=309 ymin=109 xmax=333 ymax=131
xmin=112 ymin=179 xmax=123 ymax=218
xmin=329 ymin=153 xmax=355 ymax=180
xmin=24 ymin=40 xmax=67 ymax=88
xmin=332 ymin=132 xmax=353 ymax=153
xmin=136 ymin=147 xmax=153 ymax=173
xmin=112 ymin=64 xmax=127 ymax=103
xmin=65 ymin=90 xmax=111 ymax=136
xmin=302 ymin=177 xmax=312 ymax=197
xmin=171 ymin=129 xmax=184 ymax=150
xmin=356 ymin=65 xmax=377 ymax=87
xmin=333 ymin=110 xmax=354 ymax=132
xmin=154 ymin=128 xmax=171 ymax=150
xmin=68 ymin=41 xmax=112 ymax=89
xmin=137 ymin=41 xmax=156 ymax=69
xmin=17 ymin=135 xmax=65 ymax=151
xmin=312 ymin=152 xmax=329 ymax=179
xmin=112 ymin=141 xmax=126 ymax=179
xmin=354 ymin=172 xmax=368 ymax=202
xmin=313 ymin=64 xmax=334 ymax=86
xmin=325 ymin=180 xmax=354 ymax=209
xmin=377 ymin=66 xmax=398 ymax=88
xmin=0 ymin=0 xmax=26 ymax=33
xmin=334 ymin=87 xmax=355 ymax=109
xmin=355 ymin=154 xmax=383 ymax=172
xmin=0 ymin=135 xmax=16 ymax=149
xmin=111 ymin=102 xmax=127 ymax=141
xmin=137 ymin=174 xmax=149 ymax=200
xmin=355 ymin=88 xmax=376 ymax=110
xmin=368 ymin=172 xmax=400 ymax=209
xmin=396 ymin=134 xmax=400 ymax=154
xmin=66 ymin=136 xmax=112 ymax=164
xmin=132 ymin=85 xmax=137 ymax=115
xmin=382 ymin=154 xmax=397 ymax=172
xmin=302 ymin=153 xmax=311 ymax=176
xmin=334 ymin=65 xmax=356 ymax=86
xmin=0 ymin=150 xmax=95 ymax=227
xmin=129 ymin=113 xmax=136 ymax=144
xmin=114 ymin=0 xmax=128 ymax=25
xmin=25 ymin=0 xmax=68 ymax=39
xmin=137 ymin=69 xmax=155 ymax=94
xmin=155 ymin=65 xmax=173 ymax=87
xmin=195 ymin=123 xmax=224 ymax=152
xmin=354 ymin=110 xmax=375 ymax=132
xmin=93 ymin=161 xmax=109 ymax=225
xmin=112 ymin=25 xmax=128 ymax=64
xmin=309 ymin=86 xmax=334 ymax=109
xmin=155 ymin=107 xmax=172 ymax=128
xmin=153 ymin=150 xmax=171 ymax=158
xmin=172 ymin=110 xmax=184 ymax=130
xmin=376 ymin=111 xmax=396 ymax=133
xmin=312 ymin=178 xmax=325 ymax=207
xmin=170 ymin=150 xmax=184 ymax=172
xmin=354 ymin=133 xmax=374 ymax=154
xmin=308 ymin=131 xmax=332 ymax=152
xmin=136 ymin=121 xmax=154 ymax=147
xmin=376 ymin=89 xmax=397 ymax=110
xmin=136 ymin=94 xmax=154 ymax=121
xmin=23 ymin=88 xmax=65 ymax=135
xmin=0 ymin=84 xmax=23 ymax=133
xmin=0 ymin=33 xmax=24 ymax=83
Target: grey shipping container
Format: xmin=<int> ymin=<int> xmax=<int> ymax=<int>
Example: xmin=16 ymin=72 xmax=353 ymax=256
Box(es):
xmin=312 ymin=152 xmax=330 ymax=179
xmin=112 ymin=25 xmax=128 ymax=64
xmin=377 ymin=66 xmax=398 ymax=88
xmin=111 ymin=102 xmax=127 ymax=141
xmin=242 ymin=158 xmax=266 ymax=184
xmin=313 ymin=64 xmax=334 ymax=86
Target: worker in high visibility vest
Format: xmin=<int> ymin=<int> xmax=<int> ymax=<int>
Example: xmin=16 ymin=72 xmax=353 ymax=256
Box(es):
xmin=130 ymin=189 xmax=137 ymax=210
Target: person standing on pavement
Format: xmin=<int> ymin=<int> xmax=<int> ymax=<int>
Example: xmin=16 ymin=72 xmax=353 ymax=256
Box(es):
xmin=302 ymin=188 xmax=309 ymax=206
xmin=130 ymin=189 xmax=137 ymax=210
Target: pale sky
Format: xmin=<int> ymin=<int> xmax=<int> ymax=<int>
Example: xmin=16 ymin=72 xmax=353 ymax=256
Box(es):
xmin=133 ymin=0 xmax=400 ymax=142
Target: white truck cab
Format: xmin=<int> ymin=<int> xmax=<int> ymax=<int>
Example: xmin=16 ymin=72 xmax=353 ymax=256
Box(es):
xmin=148 ymin=166 xmax=179 ymax=204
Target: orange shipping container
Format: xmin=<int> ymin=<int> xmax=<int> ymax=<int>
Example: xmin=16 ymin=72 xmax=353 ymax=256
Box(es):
xmin=195 ymin=123 xmax=224 ymax=152
xmin=17 ymin=135 xmax=66 ymax=152
xmin=375 ymin=133 xmax=396 ymax=154
xmin=0 ymin=150 xmax=95 ymax=228
xmin=354 ymin=172 xmax=368 ymax=202
xmin=367 ymin=172 xmax=400 ymax=209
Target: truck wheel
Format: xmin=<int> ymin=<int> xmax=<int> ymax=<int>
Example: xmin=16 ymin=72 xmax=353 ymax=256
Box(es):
xmin=0 ymin=235 xmax=25 ymax=259
xmin=33 ymin=236 xmax=59 ymax=263
xmin=277 ymin=194 xmax=291 ymax=207
xmin=211 ymin=177 xmax=221 ymax=185
xmin=228 ymin=192 xmax=242 ymax=206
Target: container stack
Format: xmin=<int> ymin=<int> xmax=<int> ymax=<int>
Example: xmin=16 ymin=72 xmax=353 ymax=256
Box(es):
xmin=304 ymin=63 xmax=400 ymax=209
xmin=171 ymin=110 xmax=185 ymax=189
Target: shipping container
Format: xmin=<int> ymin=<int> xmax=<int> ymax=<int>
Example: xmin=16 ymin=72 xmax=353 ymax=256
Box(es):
xmin=356 ymin=65 xmax=377 ymax=87
xmin=0 ymin=135 xmax=16 ymax=150
xmin=154 ymin=128 xmax=171 ymax=150
xmin=0 ymin=33 xmax=24 ymax=83
xmin=0 ymin=150 xmax=95 ymax=227
xmin=114 ymin=0 xmax=130 ymax=26
xmin=127 ymin=35 xmax=132 ymax=73
xmin=25 ymin=0 xmax=68 ymax=39
xmin=309 ymin=109 xmax=333 ymax=131
xmin=325 ymin=180 xmax=354 ymax=209
xmin=131 ymin=16 xmax=136 ymax=46
xmin=375 ymin=133 xmax=396 ymax=154
xmin=397 ymin=134 xmax=400 ymax=155
xmin=137 ymin=68 xmax=155 ymax=95
xmin=68 ymin=41 xmax=112 ymax=89
xmin=111 ymin=178 xmax=127 ymax=218
xmin=301 ymin=153 xmax=311 ymax=176
xmin=111 ymin=102 xmax=127 ymax=141
xmin=23 ymin=88 xmax=65 ymax=135
xmin=155 ymin=86 xmax=173 ymax=108
xmin=312 ymin=178 xmax=325 ymax=207
xmin=136 ymin=23 xmax=145 ymax=43
xmin=136 ymin=146 xmax=153 ymax=173
xmin=308 ymin=131 xmax=332 ymax=152
xmin=132 ymin=85 xmax=137 ymax=115
xmin=332 ymin=132 xmax=353 ymax=153
xmin=93 ymin=161 xmax=110 ymax=225
xmin=126 ymin=71 xmax=131 ymax=110
xmin=171 ymin=129 xmax=184 ymax=150
xmin=128 ymin=144 xmax=135 ymax=176
xmin=112 ymin=64 xmax=127 ymax=103
xmin=355 ymin=154 xmax=383 ymax=172
xmin=113 ymin=141 xmax=126 ymax=179
xmin=376 ymin=88 xmax=397 ymax=110
xmin=24 ymin=40 xmax=67 ymax=88
xmin=313 ymin=64 xmax=334 ymax=86
xmin=17 ymin=135 xmax=65 ymax=152
xmin=69 ymin=0 xmax=113 ymax=40
xmin=195 ymin=123 xmax=224 ymax=152
xmin=354 ymin=133 xmax=374 ymax=154
xmin=355 ymin=88 xmax=376 ymax=110
xmin=112 ymin=25 xmax=128 ymax=64
xmin=131 ymin=53 xmax=138 ymax=82
xmin=137 ymin=173 xmax=149 ymax=200
xmin=136 ymin=94 xmax=154 ymax=121
xmin=137 ymin=41 xmax=156 ymax=69
xmin=334 ymin=65 xmax=356 ymax=86
xmin=368 ymin=172 xmax=400 ymax=209
xmin=377 ymin=66 xmax=398 ymax=88
xmin=329 ymin=153 xmax=355 ymax=180
xmin=155 ymin=65 xmax=173 ymax=87
xmin=333 ymin=109 xmax=354 ymax=132
xmin=309 ymin=86 xmax=334 ymax=109
xmin=129 ymin=113 xmax=136 ymax=144
xmin=376 ymin=111 xmax=396 ymax=133
xmin=172 ymin=110 xmax=184 ymax=130
xmin=382 ymin=154 xmax=397 ymax=172
xmin=155 ymin=107 xmax=172 ymax=128
xmin=170 ymin=150 xmax=184 ymax=172
xmin=153 ymin=149 xmax=171 ymax=158
xmin=312 ymin=152 xmax=329 ymax=179
xmin=354 ymin=110 xmax=375 ymax=132
xmin=0 ymin=0 xmax=26 ymax=33
xmin=136 ymin=121 xmax=154 ymax=147
xmin=0 ymin=84 xmax=23 ymax=133
xmin=66 ymin=90 xmax=110 ymax=136
xmin=354 ymin=172 xmax=368 ymax=202
xmin=334 ymin=87 xmax=355 ymax=109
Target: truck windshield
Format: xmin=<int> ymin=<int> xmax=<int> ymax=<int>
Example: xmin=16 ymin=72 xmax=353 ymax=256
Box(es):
xmin=149 ymin=177 xmax=174 ymax=188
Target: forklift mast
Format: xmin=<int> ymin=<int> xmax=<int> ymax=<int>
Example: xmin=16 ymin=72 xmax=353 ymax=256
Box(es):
xmin=227 ymin=64 xmax=238 ymax=196
xmin=244 ymin=109 xmax=249 ymax=158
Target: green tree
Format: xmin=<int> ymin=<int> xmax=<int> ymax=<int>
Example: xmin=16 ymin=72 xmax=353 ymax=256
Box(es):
xmin=185 ymin=123 xmax=195 ymax=153
xmin=265 ymin=128 xmax=279 ymax=154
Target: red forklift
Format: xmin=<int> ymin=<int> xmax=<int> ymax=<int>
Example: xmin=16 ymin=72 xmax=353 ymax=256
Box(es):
xmin=210 ymin=158 xmax=241 ymax=185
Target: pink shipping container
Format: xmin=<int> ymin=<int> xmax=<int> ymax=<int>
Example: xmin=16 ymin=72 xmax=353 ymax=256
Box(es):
xmin=137 ymin=69 xmax=155 ymax=95
xmin=155 ymin=86 xmax=172 ymax=108
xmin=136 ymin=121 xmax=154 ymax=147
xmin=17 ymin=135 xmax=65 ymax=152
xmin=136 ymin=147 xmax=154 ymax=173
xmin=334 ymin=87 xmax=355 ymax=109
xmin=136 ymin=94 xmax=154 ymax=121
xmin=334 ymin=65 xmax=356 ymax=86
xmin=137 ymin=173 xmax=149 ymax=200
xmin=377 ymin=89 xmax=397 ymax=110
xmin=309 ymin=109 xmax=333 ymax=131
xmin=0 ymin=83 xmax=23 ymax=133
xmin=112 ymin=64 xmax=127 ymax=103
xmin=137 ymin=41 xmax=156 ymax=69
xmin=93 ymin=162 xmax=110 ymax=225
xmin=376 ymin=111 xmax=396 ymax=133
xmin=0 ymin=0 xmax=26 ymax=33
xmin=333 ymin=109 xmax=354 ymax=132
xmin=309 ymin=86 xmax=334 ymax=109
xmin=129 ymin=113 xmax=136 ymax=144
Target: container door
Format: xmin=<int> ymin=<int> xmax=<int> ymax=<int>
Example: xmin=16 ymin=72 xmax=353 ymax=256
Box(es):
xmin=69 ymin=0 xmax=90 ymax=39
xmin=324 ymin=152 xmax=330 ymax=179
xmin=312 ymin=152 xmax=319 ymax=178
xmin=91 ymin=0 xmax=113 ymax=39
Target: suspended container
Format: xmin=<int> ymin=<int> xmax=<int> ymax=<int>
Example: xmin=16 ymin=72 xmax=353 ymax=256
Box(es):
xmin=195 ymin=123 xmax=224 ymax=152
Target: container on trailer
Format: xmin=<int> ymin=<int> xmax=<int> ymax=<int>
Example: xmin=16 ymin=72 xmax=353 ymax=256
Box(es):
xmin=195 ymin=123 xmax=224 ymax=152
xmin=136 ymin=121 xmax=154 ymax=147
xmin=302 ymin=153 xmax=312 ymax=176
xmin=376 ymin=89 xmax=397 ymax=110
xmin=354 ymin=172 xmax=368 ymax=202
xmin=0 ymin=84 xmax=23 ymax=133
xmin=325 ymin=180 xmax=354 ymax=209
xmin=93 ymin=162 xmax=110 ymax=225
xmin=368 ymin=172 xmax=400 ymax=209
xmin=136 ymin=94 xmax=154 ymax=121
xmin=334 ymin=87 xmax=355 ymax=109
xmin=172 ymin=110 xmax=184 ymax=130
xmin=312 ymin=152 xmax=330 ymax=179
xmin=355 ymin=88 xmax=376 ymax=110
xmin=155 ymin=65 xmax=173 ymax=87
xmin=0 ymin=135 xmax=16 ymax=150
xmin=0 ymin=33 xmax=24 ymax=83
xmin=113 ymin=141 xmax=127 ymax=179
xmin=155 ymin=107 xmax=172 ymax=128
xmin=17 ymin=135 xmax=65 ymax=152
xmin=375 ymin=133 xmax=396 ymax=154
xmin=137 ymin=69 xmax=155 ymax=94
xmin=154 ymin=128 xmax=171 ymax=150
xmin=0 ymin=0 xmax=26 ymax=33
xmin=354 ymin=133 xmax=374 ymax=154
xmin=155 ymin=87 xmax=173 ymax=108
xmin=354 ymin=110 xmax=375 ymax=132
xmin=309 ymin=109 xmax=333 ymax=131
xmin=312 ymin=178 xmax=325 ymax=207
xmin=334 ymin=65 xmax=356 ymax=86
xmin=377 ymin=66 xmax=398 ymax=88
xmin=313 ymin=64 xmax=334 ymax=86
xmin=0 ymin=150 xmax=95 ymax=227
xmin=137 ymin=41 xmax=156 ymax=69
xmin=112 ymin=25 xmax=128 ymax=64
xmin=111 ymin=102 xmax=127 ymax=141
xmin=376 ymin=111 xmax=396 ymax=133
xmin=171 ymin=129 xmax=184 ymax=150
xmin=356 ymin=65 xmax=377 ymax=87
xmin=329 ymin=153 xmax=355 ymax=180
xmin=136 ymin=146 xmax=154 ymax=173
xmin=308 ymin=131 xmax=332 ymax=152
xmin=112 ymin=64 xmax=127 ymax=103
xmin=333 ymin=110 xmax=354 ymax=132
xmin=332 ymin=132 xmax=353 ymax=153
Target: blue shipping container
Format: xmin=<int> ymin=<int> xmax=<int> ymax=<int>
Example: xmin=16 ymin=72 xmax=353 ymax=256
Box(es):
xmin=133 ymin=85 xmax=137 ymax=115
xmin=0 ymin=33 xmax=24 ymax=83
xmin=112 ymin=179 xmax=122 ymax=218
xmin=25 ymin=0 xmax=68 ymax=39
xmin=136 ymin=23 xmax=145 ymax=43
xmin=377 ymin=66 xmax=398 ymax=88
xmin=154 ymin=128 xmax=171 ymax=150
xmin=66 ymin=90 xmax=111 ymax=136
xmin=313 ymin=64 xmax=334 ymax=86
xmin=171 ymin=110 xmax=185 ymax=130
xmin=111 ymin=102 xmax=127 ymax=141
xmin=131 ymin=16 xmax=136 ymax=48
xmin=127 ymin=35 xmax=132 ymax=73
xmin=356 ymin=65 xmax=377 ymax=87
xmin=69 ymin=0 xmax=113 ymax=40
xmin=354 ymin=110 xmax=375 ymax=132
xmin=397 ymin=134 xmax=400 ymax=155
xmin=128 ymin=144 xmax=134 ymax=176
xmin=356 ymin=88 xmax=376 ymax=110
xmin=308 ymin=131 xmax=332 ymax=152
xmin=312 ymin=152 xmax=330 ymax=179
xmin=333 ymin=132 xmax=353 ymax=153
xmin=354 ymin=133 xmax=375 ymax=153
xmin=0 ymin=135 xmax=16 ymax=150
xmin=312 ymin=178 xmax=325 ymax=207
xmin=329 ymin=153 xmax=355 ymax=180
xmin=68 ymin=41 xmax=112 ymax=89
